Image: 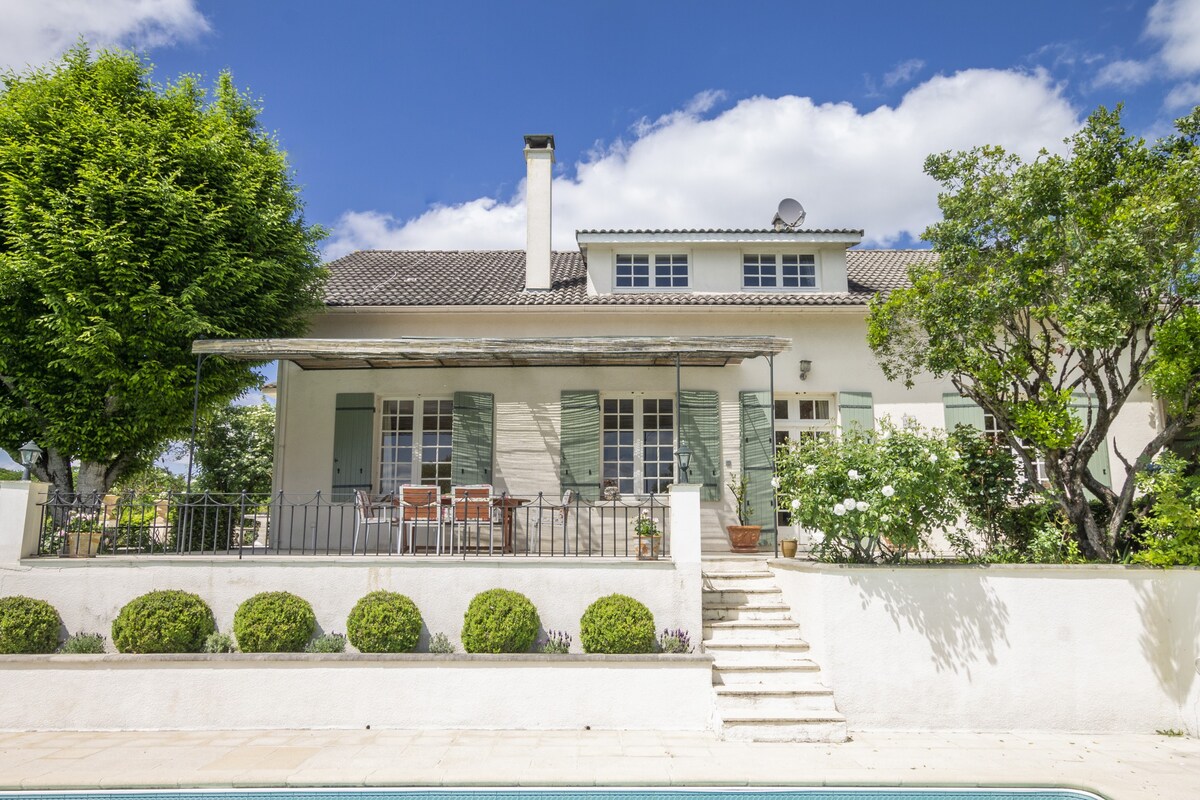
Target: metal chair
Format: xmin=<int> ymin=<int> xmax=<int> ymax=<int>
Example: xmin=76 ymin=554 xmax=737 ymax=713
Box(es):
xmin=352 ymin=489 xmax=396 ymax=554
xmin=451 ymin=484 xmax=494 ymax=555
xmin=398 ymin=484 xmax=442 ymax=554
xmin=531 ymin=489 xmax=574 ymax=554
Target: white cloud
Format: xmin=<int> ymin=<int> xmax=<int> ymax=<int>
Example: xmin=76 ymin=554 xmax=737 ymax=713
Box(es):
xmin=883 ymin=59 xmax=926 ymax=88
xmin=1092 ymin=58 xmax=1155 ymax=89
xmin=0 ymin=0 xmax=209 ymax=72
xmin=1147 ymin=0 xmax=1200 ymax=76
xmin=327 ymin=69 xmax=1080 ymax=257
xmin=1165 ymin=81 xmax=1200 ymax=109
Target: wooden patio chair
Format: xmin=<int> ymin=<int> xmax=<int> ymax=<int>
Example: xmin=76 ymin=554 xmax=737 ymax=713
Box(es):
xmin=397 ymin=484 xmax=442 ymax=554
xmin=451 ymin=484 xmax=494 ymax=555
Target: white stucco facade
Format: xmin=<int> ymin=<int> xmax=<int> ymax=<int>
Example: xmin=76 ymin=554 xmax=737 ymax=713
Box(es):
xmin=773 ymin=561 xmax=1200 ymax=735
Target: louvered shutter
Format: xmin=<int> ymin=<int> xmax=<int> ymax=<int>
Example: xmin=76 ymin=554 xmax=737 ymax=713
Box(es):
xmin=331 ymin=393 xmax=375 ymax=501
xmin=739 ymin=391 xmax=776 ymax=541
xmin=943 ymin=392 xmax=986 ymax=432
xmin=560 ymin=390 xmax=601 ymax=500
xmin=838 ymin=391 xmax=875 ymax=432
xmin=680 ymin=390 xmax=721 ymax=501
xmin=451 ymin=391 xmax=494 ymax=486
xmin=1070 ymin=394 xmax=1112 ymax=487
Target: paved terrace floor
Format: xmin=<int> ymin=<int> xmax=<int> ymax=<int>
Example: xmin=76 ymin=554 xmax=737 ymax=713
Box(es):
xmin=0 ymin=729 xmax=1196 ymax=800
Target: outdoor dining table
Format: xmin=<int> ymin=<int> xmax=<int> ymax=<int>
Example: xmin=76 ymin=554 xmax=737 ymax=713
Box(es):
xmin=425 ymin=493 xmax=530 ymax=554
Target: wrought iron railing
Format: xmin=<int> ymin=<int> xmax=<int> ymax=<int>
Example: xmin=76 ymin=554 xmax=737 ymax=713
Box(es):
xmin=35 ymin=490 xmax=671 ymax=559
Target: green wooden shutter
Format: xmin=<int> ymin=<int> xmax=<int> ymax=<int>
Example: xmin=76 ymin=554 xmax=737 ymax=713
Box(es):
xmin=452 ymin=391 xmax=494 ymax=486
xmin=561 ymin=390 xmax=600 ymax=500
xmin=739 ymin=391 xmax=776 ymax=540
xmin=943 ymin=392 xmax=985 ymax=432
xmin=1070 ymin=394 xmax=1112 ymax=487
xmin=680 ymin=390 xmax=721 ymax=501
xmin=839 ymin=391 xmax=875 ymax=432
xmin=331 ymin=393 xmax=375 ymax=502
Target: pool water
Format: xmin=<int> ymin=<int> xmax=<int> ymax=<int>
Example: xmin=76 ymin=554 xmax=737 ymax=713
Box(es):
xmin=0 ymin=789 xmax=1105 ymax=800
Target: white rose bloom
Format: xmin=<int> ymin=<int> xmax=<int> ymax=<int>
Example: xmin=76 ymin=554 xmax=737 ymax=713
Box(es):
xmin=833 ymin=504 xmax=846 ymax=516
xmin=929 ymin=454 xmax=939 ymax=463
xmin=881 ymin=514 xmax=892 ymax=523
xmin=811 ymin=530 xmax=825 ymax=543
xmin=843 ymin=497 xmax=855 ymax=508
xmin=790 ymin=498 xmax=801 ymax=509
xmin=881 ymin=485 xmax=895 ymax=497
xmin=847 ymin=469 xmax=859 ymax=480
xmin=770 ymin=476 xmax=781 ymax=489
xmin=804 ymin=465 xmax=817 ymax=475
xmin=856 ymin=501 xmax=869 ymax=512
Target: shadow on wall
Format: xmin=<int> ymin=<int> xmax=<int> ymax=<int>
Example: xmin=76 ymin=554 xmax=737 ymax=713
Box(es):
xmin=1135 ymin=572 xmax=1199 ymax=731
xmin=846 ymin=568 xmax=1011 ymax=677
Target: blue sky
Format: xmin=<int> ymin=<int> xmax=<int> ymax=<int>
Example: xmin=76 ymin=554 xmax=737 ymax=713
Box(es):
xmin=1 ymin=0 xmax=1199 ymax=470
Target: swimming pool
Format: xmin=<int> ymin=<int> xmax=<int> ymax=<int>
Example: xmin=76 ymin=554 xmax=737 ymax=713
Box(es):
xmin=0 ymin=789 xmax=1106 ymax=800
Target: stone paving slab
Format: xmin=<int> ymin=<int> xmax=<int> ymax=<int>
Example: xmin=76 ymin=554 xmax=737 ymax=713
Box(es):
xmin=0 ymin=729 xmax=1195 ymax=799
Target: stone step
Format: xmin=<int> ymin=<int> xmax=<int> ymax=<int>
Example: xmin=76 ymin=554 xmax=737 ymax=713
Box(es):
xmin=703 ymin=619 xmax=803 ymax=643
xmin=712 ymin=663 xmax=825 ymax=687
xmin=703 ymin=604 xmax=791 ymax=622
xmin=703 ymin=569 xmax=774 ymax=581
xmin=703 ymin=588 xmax=783 ymax=607
xmin=720 ymin=715 xmax=848 ymax=743
xmin=703 ymin=576 xmax=777 ymax=592
xmin=703 ymin=639 xmax=811 ymax=657
xmin=714 ymin=685 xmax=837 ymax=715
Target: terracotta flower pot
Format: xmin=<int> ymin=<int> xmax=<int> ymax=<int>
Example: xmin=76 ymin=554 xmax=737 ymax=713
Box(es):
xmin=780 ymin=539 xmax=798 ymax=558
xmin=727 ymin=525 xmax=762 ymax=553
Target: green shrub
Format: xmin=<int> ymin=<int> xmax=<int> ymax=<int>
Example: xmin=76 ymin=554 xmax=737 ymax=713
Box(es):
xmin=580 ymin=594 xmax=655 ymax=654
xmin=233 ymin=591 xmax=315 ymax=652
xmin=461 ymin=589 xmax=539 ymax=653
xmin=202 ymin=632 xmax=238 ymax=653
xmin=305 ymin=632 xmax=347 ymax=653
xmin=1132 ymin=452 xmax=1200 ymax=566
xmin=0 ymin=596 xmax=61 ymax=654
xmin=428 ymin=632 xmax=456 ymax=653
xmin=59 ymin=633 xmax=106 ymax=654
xmin=111 ymin=590 xmax=215 ymax=653
xmin=346 ymin=591 xmax=423 ymax=653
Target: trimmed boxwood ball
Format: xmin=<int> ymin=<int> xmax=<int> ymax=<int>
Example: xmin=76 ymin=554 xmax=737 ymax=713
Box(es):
xmin=461 ymin=588 xmax=540 ymax=653
xmin=111 ymin=590 xmax=215 ymax=653
xmin=233 ymin=591 xmax=316 ymax=652
xmin=0 ymin=596 xmax=61 ymax=654
xmin=347 ymin=591 xmax=423 ymax=653
xmin=580 ymin=593 xmax=656 ymax=654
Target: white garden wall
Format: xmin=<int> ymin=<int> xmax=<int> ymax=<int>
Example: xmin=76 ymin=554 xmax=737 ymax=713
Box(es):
xmin=773 ymin=561 xmax=1200 ymax=735
xmin=0 ymin=653 xmax=714 ymax=732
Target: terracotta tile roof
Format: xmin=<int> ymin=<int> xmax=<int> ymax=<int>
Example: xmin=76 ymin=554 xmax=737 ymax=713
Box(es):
xmin=322 ymin=248 xmax=937 ymax=308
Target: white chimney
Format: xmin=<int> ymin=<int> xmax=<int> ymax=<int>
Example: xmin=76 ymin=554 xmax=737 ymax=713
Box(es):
xmin=523 ymin=134 xmax=555 ymax=291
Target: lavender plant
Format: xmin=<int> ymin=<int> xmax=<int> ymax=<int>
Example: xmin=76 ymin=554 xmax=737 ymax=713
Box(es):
xmin=657 ymin=628 xmax=693 ymax=654
xmin=536 ymin=629 xmax=572 ymax=654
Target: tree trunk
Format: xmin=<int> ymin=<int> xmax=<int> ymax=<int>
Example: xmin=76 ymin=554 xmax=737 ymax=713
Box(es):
xmin=76 ymin=461 xmax=112 ymax=499
xmin=1061 ymin=482 xmax=1110 ymax=561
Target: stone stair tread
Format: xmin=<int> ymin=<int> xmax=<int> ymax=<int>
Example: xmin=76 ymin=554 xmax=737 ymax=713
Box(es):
xmin=721 ymin=713 xmax=846 ymax=724
xmin=705 ymin=619 xmax=799 ymax=628
xmin=714 ymin=686 xmax=833 ymax=696
xmin=704 ymin=639 xmax=810 ymax=649
xmin=712 ymin=657 xmax=819 ymax=669
xmin=702 ymin=601 xmax=789 ymax=609
xmin=703 ymin=587 xmax=782 ymax=595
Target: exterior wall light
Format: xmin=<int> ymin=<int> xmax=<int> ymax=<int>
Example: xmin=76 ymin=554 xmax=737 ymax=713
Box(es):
xmin=676 ymin=442 xmax=692 ymax=483
xmin=798 ymin=360 xmax=812 ymax=381
xmin=18 ymin=440 xmax=43 ymax=482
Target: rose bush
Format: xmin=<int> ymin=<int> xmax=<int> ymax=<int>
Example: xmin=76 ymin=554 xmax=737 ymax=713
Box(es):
xmin=775 ymin=418 xmax=963 ymax=562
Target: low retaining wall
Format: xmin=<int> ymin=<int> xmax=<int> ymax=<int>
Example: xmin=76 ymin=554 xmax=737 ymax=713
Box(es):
xmin=773 ymin=561 xmax=1200 ymax=735
xmin=0 ymin=556 xmax=703 ymax=654
xmin=0 ymin=653 xmax=714 ymax=731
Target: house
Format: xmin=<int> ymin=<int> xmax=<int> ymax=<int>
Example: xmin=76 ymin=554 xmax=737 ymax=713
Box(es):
xmin=195 ymin=133 xmax=1160 ymax=554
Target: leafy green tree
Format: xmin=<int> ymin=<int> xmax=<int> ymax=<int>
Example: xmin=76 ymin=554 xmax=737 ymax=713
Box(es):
xmin=868 ymin=105 xmax=1200 ymax=560
xmin=0 ymin=467 xmax=20 ymax=481
xmin=189 ymin=401 xmax=275 ymax=494
xmin=0 ymin=46 xmax=324 ymax=498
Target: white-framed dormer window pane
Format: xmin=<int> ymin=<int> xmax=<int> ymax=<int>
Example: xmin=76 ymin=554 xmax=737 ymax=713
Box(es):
xmin=781 ymin=255 xmax=817 ymax=288
xmin=983 ymin=410 xmax=1047 ymax=484
xmin=743 ymin=255 xmax=778 ymax=288
xmin=616 ymin=254 xmax=650 ymax=288
xmin=654 ymin=254 xmax=689 ymax=288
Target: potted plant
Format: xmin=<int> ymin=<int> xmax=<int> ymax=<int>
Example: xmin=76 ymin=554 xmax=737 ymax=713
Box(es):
xmin=780 ymin=537 xmax=799 ymax=558
xmin=61 ymin=519 xmax=104 ymax=558
xmin=726 ymin=472 xmax=762 ymax=553
xmin=634 ymin=511 xmax=661 ymax=560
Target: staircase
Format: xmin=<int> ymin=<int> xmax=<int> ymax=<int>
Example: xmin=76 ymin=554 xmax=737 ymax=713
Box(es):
xmin=702 ymin=554 xmax=848 ymax=742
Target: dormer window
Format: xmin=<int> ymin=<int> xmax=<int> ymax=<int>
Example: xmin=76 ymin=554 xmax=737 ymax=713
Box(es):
xmin=616 ymin=254 xmax=689 ymax=289
xmin=743 ymin=254 xmax=817 ymax=289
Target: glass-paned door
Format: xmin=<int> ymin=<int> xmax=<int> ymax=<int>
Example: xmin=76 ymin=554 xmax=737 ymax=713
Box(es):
xmin=380 ymin=398 xmax=454 ymax=495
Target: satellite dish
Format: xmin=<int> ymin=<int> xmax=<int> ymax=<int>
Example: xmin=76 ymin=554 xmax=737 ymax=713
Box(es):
xmin=776 ymin=198 xmax=806 ymax=229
